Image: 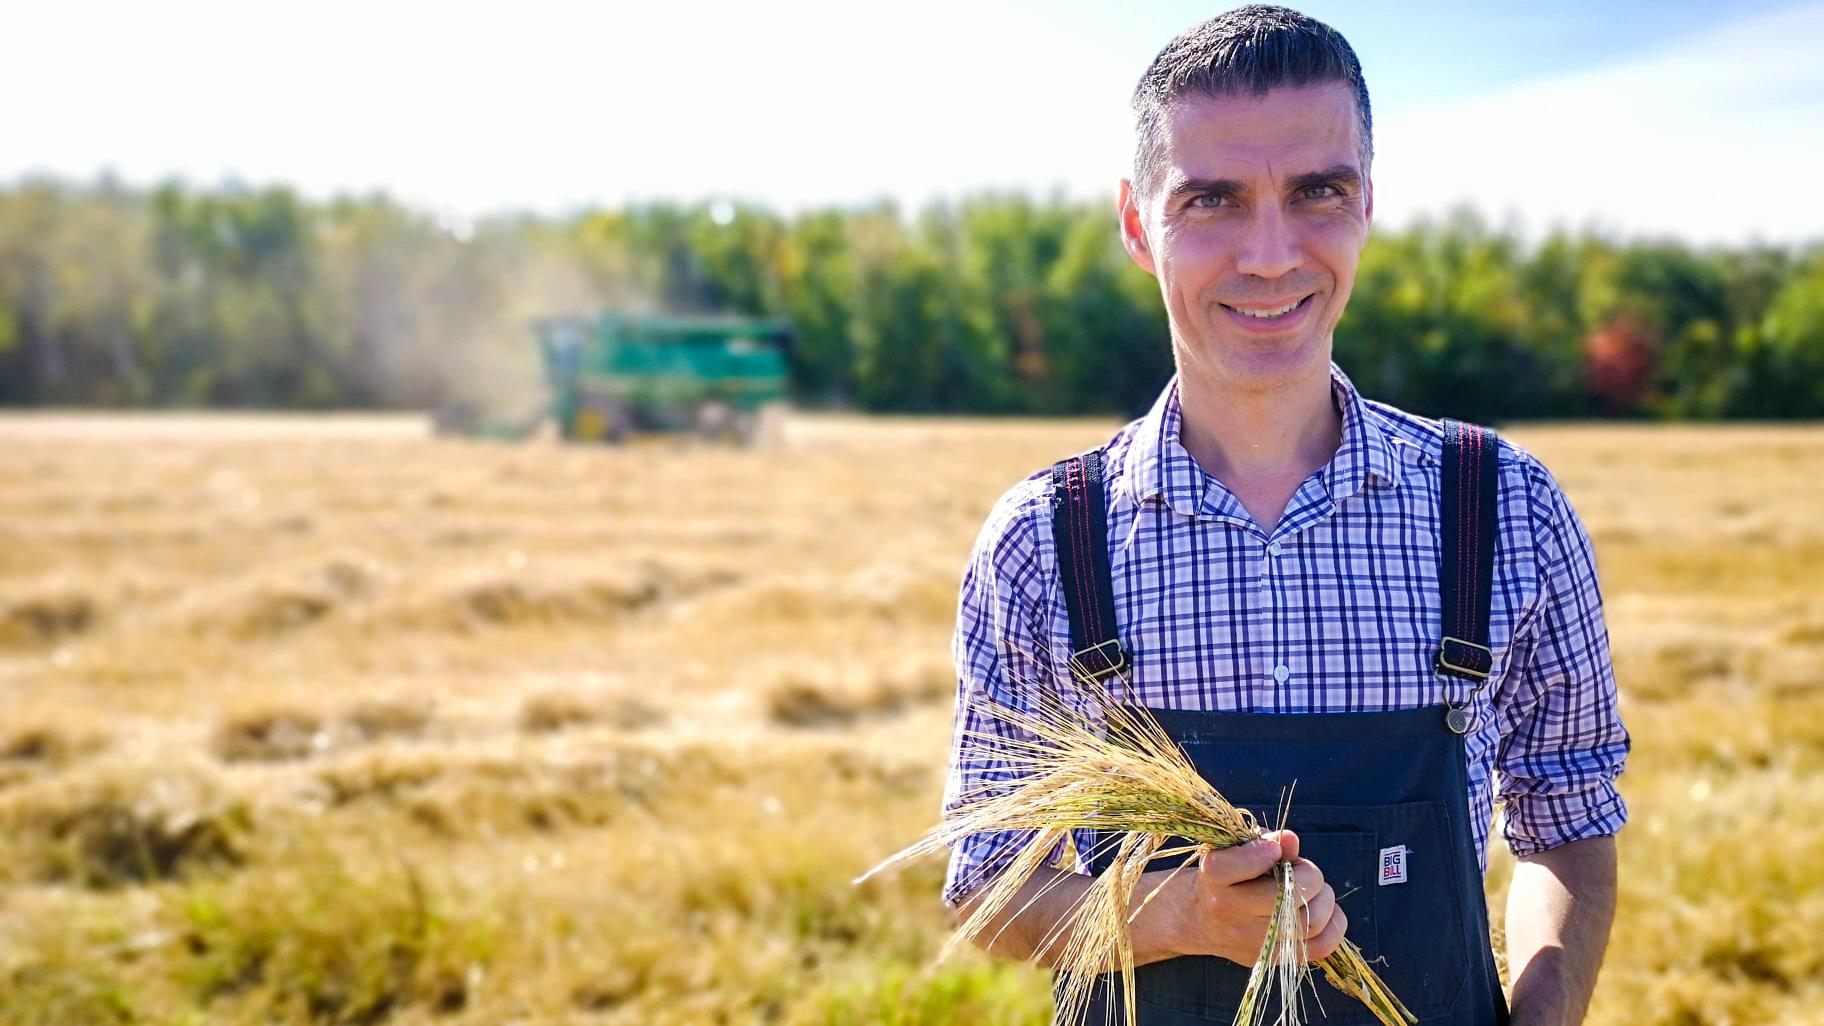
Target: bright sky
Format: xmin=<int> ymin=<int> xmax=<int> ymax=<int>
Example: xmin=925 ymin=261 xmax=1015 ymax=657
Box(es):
xmin=6 ymin=0 xmax=1821 ymax=245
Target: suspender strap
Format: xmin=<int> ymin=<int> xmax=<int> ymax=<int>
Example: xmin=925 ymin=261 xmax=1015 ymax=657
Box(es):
xmin=1436 ymin=418 xmax=1499 ymax=683
xmin=1049 ymin=449 xmax=1128 ymax=684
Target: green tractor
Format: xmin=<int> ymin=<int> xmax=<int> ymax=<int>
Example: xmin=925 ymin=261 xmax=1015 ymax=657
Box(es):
xmin=533 ymin=312 xmax=792 ymax=444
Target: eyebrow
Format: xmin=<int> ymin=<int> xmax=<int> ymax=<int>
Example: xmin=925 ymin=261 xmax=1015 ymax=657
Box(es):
xmin=1165 ymin=176 xmax=1244 ymax=203
xmin=1286 ymin=165 xmax=1364 ymax=196
xmin=1167 ymin=164 xmax=1363 ymax=203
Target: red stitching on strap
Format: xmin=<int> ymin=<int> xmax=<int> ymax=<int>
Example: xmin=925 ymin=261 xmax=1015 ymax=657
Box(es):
xmin=1470 ymin=430 xmax=1484 ymax=648
xmin=1470 ymin=429 xmax=1485 ymax=650
xmin=1458 ymin=426 xmax=1474 ymax=643
xmin=1075 ymin=459 xmax=1106 ymax=669
xmin=1067 ymin=459 xmax=1101 ymax=674
xmin=1065 ymin=459 xmax=1088 ymax=662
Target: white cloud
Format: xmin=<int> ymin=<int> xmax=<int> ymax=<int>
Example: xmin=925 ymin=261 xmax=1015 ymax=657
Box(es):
xmin=1369 ymin=1 xmax=1824 ymax=245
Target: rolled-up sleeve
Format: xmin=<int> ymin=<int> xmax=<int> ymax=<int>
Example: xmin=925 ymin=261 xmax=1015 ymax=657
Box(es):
xmin=1496 ymin=462 xmax=1630 ymax=856
xmin=941 ymin=480 xmax=1090 ymax=908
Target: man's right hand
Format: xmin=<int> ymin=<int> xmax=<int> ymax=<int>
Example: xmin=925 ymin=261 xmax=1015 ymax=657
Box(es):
xmin=1154 ymin=828 xmax=1348 ymax=964
xmin=958 ymin=827 xmax=1347 ymax=969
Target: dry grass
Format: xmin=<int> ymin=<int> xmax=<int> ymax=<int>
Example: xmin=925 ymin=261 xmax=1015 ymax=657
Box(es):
xmin=765 ymin=657 xmax=955 ymax=728
xmin=0 ymin=758 xmax=250 ymax=888
xmin=0 ymin=411 xmax=1820 ymax=1025
xmin=518 ymin=689 xmax=664 ymax=734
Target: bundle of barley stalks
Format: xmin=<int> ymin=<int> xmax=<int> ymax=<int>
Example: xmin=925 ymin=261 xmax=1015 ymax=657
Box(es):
xmin=859 ymin=661 xmax=1415 ymax=1026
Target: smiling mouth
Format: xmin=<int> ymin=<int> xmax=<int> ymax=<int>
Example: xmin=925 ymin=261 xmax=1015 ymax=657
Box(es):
xmin=1220 ymin=294 xmax=1315 ymax=319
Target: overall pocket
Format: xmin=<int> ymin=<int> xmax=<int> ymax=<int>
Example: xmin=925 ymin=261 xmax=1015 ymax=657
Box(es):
xmin=1312 ymin=799 xmax=1473 ymax=1023
xmin=1129 ymin=801 xmax=1470 ymax=1024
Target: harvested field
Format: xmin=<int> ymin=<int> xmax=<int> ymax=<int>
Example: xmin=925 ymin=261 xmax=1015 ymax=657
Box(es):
xmin=0 ymin=411 xmax=1820 ymax=1025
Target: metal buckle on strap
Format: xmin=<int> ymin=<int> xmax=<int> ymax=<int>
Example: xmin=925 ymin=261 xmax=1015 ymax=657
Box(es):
xmin=1435 ymin=636 xmax=1493 ymax=681
xmin=1069 ymin=638 xmax=1129 ymax=684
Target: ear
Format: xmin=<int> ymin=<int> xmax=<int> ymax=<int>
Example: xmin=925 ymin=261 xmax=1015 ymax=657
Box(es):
xmin=1363 ymin=171 xmax=1375 ymax=229
xmin=1118 ymin=179 xmax=1158 ymax=278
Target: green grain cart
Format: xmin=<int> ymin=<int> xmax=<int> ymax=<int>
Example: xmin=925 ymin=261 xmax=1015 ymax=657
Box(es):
xmin=535 ymin=312 xmax=792 ymax=444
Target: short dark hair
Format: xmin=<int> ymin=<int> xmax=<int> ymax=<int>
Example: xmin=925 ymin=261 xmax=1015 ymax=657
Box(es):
xmin=1131 ymin=5 xmax=1373 ymax=200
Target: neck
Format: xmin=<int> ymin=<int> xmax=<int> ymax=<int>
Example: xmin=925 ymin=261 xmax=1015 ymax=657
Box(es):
xmin=1176 ymin=359 xmax=1342 ymax=484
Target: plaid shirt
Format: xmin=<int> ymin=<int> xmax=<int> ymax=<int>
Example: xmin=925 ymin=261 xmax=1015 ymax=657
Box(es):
xmin=943 ymin=362 xmax=1629 ymax=906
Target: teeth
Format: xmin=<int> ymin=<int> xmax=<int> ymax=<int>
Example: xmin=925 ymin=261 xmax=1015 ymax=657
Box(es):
xmin=1236 ymin=299 xmax=1302 ymax=319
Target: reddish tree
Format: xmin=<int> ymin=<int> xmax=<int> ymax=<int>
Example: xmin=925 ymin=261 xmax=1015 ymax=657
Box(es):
xmin=1583 ymin=314 xmax=1661 ymax=412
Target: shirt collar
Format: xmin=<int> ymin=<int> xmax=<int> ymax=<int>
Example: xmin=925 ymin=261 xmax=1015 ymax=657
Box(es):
xmin=1322 ymin=361 xmax=1403 ymax=503
xmin=1113 ymin=361 xmax=1402 ymax=516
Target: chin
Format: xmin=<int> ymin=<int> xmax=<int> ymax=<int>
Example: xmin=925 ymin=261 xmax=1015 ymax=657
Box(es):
xmin=1185 ymin=335 xmax=1328 ymax=392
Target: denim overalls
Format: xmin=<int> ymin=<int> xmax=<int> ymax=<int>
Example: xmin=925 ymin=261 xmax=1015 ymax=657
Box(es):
xmin=1047 ymin=421 xmax=1509 ymax=1026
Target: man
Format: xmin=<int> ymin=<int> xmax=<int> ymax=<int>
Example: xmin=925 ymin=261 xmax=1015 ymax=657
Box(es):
xmin=942 ymin=7 xmax=1628 ymax=1026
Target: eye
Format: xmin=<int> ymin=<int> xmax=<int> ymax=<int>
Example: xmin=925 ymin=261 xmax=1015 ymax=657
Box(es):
xmin=1301 ymin=184 xmax=1342 ymax=200
xmin=1189 ymin=193 xmax=1231 ymax=209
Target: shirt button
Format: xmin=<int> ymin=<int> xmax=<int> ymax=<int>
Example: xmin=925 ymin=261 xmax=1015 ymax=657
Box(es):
xmin=1272 ymin=664 xmax=1291 ymax=682
xmin=1267 ymin=541 xmax=1283 ymax=557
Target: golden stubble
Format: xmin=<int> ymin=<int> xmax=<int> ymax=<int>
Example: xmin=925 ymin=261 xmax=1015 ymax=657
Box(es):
xmin=0 ymin=412 xmax=1819 ymax=1024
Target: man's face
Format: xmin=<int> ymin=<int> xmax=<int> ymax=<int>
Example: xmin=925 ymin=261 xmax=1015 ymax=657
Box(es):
xmin=1119 ymin=82 xmax=1373 ymax=396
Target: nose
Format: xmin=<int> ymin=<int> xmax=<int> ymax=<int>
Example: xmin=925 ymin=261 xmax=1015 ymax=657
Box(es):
xmin=1234 ymin=202 xmax=1303 ymax=281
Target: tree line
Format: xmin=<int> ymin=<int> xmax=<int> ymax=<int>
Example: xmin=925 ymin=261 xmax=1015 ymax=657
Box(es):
xmin=3 ymin=175 xmax=1821 ymax=420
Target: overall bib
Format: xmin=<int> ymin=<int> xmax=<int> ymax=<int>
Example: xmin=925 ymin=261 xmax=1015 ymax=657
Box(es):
xmin=1046 ymin=421 xmax=1509 ymax=1026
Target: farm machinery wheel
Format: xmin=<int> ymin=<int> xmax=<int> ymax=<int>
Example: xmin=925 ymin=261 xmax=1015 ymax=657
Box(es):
xmin=572 ymin=396 xmax=633 ymax=443
xmin=695 ymin=400 xmax=745 ymax=444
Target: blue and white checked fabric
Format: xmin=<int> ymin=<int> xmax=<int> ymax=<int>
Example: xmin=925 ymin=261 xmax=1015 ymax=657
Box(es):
xmin=942 ymin=362 xmax=1630 ymax=906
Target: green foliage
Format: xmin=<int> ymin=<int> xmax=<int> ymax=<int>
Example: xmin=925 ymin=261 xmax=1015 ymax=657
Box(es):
xmin=0 ymin=177 xmax=1818 ymax=418
xmin=0 ymin=962 xmax=139 ymax=1026
xmin=811 ymin=961 xmax=1049 ymax=1026
xmin=1756 ymin=251 xmax=1824 ymax=415
xmin=171 ymin=848 xmax=487 ymax=1023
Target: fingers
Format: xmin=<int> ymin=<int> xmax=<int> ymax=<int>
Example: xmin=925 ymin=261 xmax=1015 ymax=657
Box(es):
xmin=1224 ymin=875 xmax=1284 ymax=918
xmin=1262 ymin=828 xmax=1301 ymax=863
xmin=1197 ymin=837 xmax=1283 ymax=888
xmin=1287 ymin=857 xmax=1325 ymax=899
xmin=1308 ymin=904 xmax=1348 ymax=961
xmin=1180 ymin=835 xmax=1350 ymax=965
xmin=1299 ymin=884 xmax=1337 ymax=940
